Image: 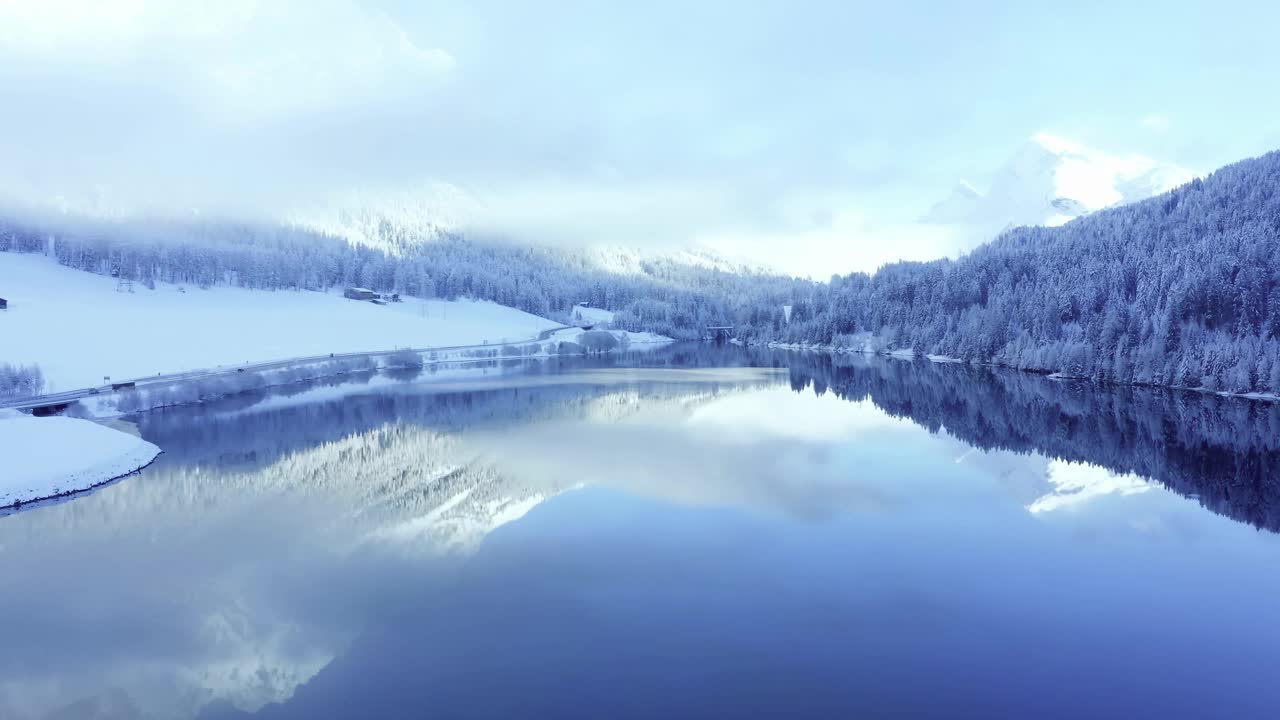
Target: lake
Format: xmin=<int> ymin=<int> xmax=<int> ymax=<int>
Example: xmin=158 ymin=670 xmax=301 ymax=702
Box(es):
xmin=4 ymin=346 xmax=1280 ymax=719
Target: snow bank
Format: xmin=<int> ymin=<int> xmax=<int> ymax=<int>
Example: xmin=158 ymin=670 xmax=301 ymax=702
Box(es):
xmin=548 ymin=327 xmax=673 ymax=348
xmin=0 ymin=414 xmax=160 ymax=508
xmin=0 ymin=253 xmax=562 ymax=390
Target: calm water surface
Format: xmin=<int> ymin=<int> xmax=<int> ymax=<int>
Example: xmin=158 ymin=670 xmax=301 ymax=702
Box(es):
xmin=4 ymin=347 xmax=1280 ymax=719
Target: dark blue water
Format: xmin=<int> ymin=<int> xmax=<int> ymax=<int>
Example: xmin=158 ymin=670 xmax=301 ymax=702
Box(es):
xmin=4 ymin=347 xmax=1280 ymax=719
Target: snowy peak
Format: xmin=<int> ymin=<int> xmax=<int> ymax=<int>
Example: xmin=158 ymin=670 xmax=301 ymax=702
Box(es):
xmin=286 ymin=192 xmax=782 ymax=275
xmin=925 ymin=133 xmax=1195 ymax=238
xmin=925 ymin=179 xmax=983 ymax=224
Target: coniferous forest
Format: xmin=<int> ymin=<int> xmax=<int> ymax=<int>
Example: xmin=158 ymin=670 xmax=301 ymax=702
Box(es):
xmin=5 ymin=149 xmax=1280 ymax=394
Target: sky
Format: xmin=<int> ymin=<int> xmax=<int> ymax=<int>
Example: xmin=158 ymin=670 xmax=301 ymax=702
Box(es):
xmin=2 ymin=0 xmax=1280 ymax=276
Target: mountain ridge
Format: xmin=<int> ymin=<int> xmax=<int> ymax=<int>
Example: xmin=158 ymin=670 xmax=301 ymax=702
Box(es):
xmin=925 ymin=133 xmax=1195 ymax=241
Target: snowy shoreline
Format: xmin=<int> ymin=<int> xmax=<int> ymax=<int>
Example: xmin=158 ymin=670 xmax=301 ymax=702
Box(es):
xmin=79 ymin=331 xmax=674 ymax=418
xmin=0 ymin=325 xmax=672 ymax=513
xmin=762 ymin=341 xmax=1280 ymax=404
xmin=0 ymin=412 xmax=162 ymax=510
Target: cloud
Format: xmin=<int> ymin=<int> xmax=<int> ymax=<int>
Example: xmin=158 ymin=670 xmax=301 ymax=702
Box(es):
xmin=1139 ymin=113 xmax=1172 ymax=134
xmin=693 ymin=200 xmax=966 ymax=277
xmin=0 ymin=1 xmax=1240 ymax=275
xmin=0 ymin=0 xmax=455 ymax=215
xmin=0 ymin=1 xmax=455 ymax=113
xmin=0 ymin=0 xmax=966 ymax=273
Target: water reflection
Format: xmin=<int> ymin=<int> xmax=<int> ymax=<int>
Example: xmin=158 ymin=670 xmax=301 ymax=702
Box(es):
xmin=0 ymin=358 xmax=783 ymax=719
xmin=774 ymin=351 xmax=1280 ymax=533
xmin=3 ymin=346 xmax=1280 ymax=719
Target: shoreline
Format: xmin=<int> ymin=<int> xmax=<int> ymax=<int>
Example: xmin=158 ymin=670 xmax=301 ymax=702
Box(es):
xmin=762 ymin=341 xmax=1280 ymax=404
xmin=1 ymin=451 xmax=162 ymax=514
xmin=5 ymin=329 xmax=674 ymax=416
xmin=0 ymin=336 xmax=673 ymax=514
xmin=0 ymin=413 xmax=163 ymax=512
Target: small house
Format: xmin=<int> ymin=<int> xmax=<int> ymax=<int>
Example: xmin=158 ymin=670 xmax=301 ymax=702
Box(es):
xmin=0 ymin=297 xmax=7 ymax=310
xmin=344 ymin=287 xmax=378 ymax=301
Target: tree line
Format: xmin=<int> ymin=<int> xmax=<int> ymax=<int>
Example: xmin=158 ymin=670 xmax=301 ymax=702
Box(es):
xmin=733 ymin=150 xmax=1280 ymax=395
xmin=0 ymin=212 xmax=810 ymax=340
xmin=776 ymin=349 xmax=1280 ymax=534
xmin=5 ymin=147 xmax=1280 ymax=394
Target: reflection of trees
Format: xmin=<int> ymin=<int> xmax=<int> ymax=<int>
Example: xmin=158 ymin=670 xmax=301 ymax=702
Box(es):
xmin=135 ymin=354 xmax=772 ymax=473
xmin=133 ymin=343 xmax=1280 ymax=532
xmin=782 ymin=351 xmax=1280 ymax=533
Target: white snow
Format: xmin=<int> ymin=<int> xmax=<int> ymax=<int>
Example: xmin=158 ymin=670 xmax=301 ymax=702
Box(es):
xmin=619 ymin=331 xmax=673 ymax=345
xmin=0 ymin=413 xmax=160 ymax=507
xmin=570 ymin=305 xmax=616 ymax=326
xmin=548 ymin=327 xmax=673 ymax=347
xmin=286 ymin=182 xmax=475 ymax=254
xmin=925 ymin=133 xmax=1195 ymax=245
xmin=1224 ymin=391 xmax=1280 ymax=403
xmin=0 ymin=252 xmax=562 ymax=390
xmin=584 ymin=245 xmax=775 ymax=276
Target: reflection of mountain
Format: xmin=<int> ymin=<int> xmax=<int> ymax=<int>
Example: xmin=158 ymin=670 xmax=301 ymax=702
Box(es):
xmin=774 ymin=350 xmax=1280 ymax=533
xmin=0 ymin=364 xmax=776 ymax=720
xmin=133 ymin=356 xmax=773 ymax=473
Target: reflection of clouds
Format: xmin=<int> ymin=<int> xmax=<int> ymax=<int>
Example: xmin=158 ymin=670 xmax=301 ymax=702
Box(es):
xmin=943 ymin=425 xmax=1166 ymax=521
xmin=687 ymin=387 xmax=913 ymax=442
xmin=11 ymin=364 xmax=1268 ymax=720
xmin=943 ymin=432 xmax=1254 ymax=542
xmin=0 ymin=379 xmax=775 ymax=720
xmin=0 ymin=426 xmax=503 ymax=720
xmin=467 ymin=400 xmax=895 ymax=520
xmin=1028 ymin=461 xmax=1152 ymax=514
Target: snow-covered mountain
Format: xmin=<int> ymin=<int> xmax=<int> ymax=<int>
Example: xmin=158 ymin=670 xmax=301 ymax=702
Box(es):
xmin=281 ymin=184 xmax=780 ymax=274
xmin=582 ymin=244 xmax=775 ymax=276
xmin=925 ymin=133 xmax=1195 ymax=242
xmin=285 ymin=183 xmax=477 ymax=255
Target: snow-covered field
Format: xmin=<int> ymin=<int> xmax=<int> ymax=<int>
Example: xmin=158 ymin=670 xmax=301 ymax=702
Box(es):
xmin=0 ymin=253 xmax=562 ymax=390
xmin=0 ymin=410 xmax=160 ymax=508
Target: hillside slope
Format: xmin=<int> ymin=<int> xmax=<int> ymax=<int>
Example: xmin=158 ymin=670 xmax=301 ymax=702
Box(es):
xmin=0 ymin=253 xmax=560 ymax=390
xmin=766 ymin=149 xmax=1280 ymax=395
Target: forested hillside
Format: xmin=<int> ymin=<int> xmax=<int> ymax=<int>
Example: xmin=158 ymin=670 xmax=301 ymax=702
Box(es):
xmin=6 ymin=148 xmax=1280 ymax=395
xmin=753 ymin=150 xmax=1280 ymax=394
xmin=0 ymin=213 xmax=810 ymax=340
